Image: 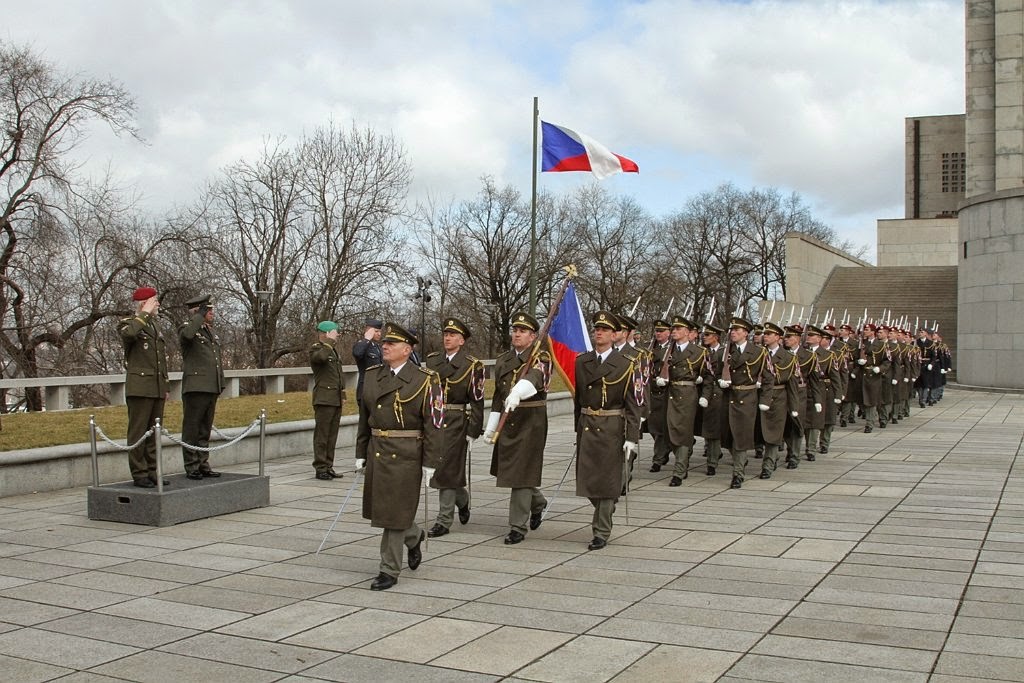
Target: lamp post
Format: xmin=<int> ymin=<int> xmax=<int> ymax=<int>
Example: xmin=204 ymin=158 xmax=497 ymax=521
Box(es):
xmin=415 ymin=276 xmax=432 ymax=358
xmin=255 ymin=290 xmax=271 ymax=394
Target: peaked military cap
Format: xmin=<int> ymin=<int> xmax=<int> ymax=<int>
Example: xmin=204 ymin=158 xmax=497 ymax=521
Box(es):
xmin=729 ymin=316 xmax=753 ymax=332
xmin=839 ymin=323 xmax=854 ymax=332
xmin=805 ymin=324 xmax=824 ymax=337
xmin=863 ymin=322 xmax=879 ymax=332
xmin=185 ymin=294 xmax=212 ymax=308
xmin=364 ymin=318 xmax=383 ymax=329
xmin=652 ymin=318 xmax=671 ymax=331
xmin=783 ymin=325 xmax=802 ymax=338
xmin=752 ymin=323 xmax=764 ymax=335
xmin=443 ymin=317 xmax=471 ymax=339
xmin=317 ymin=320 xmax=338 ymax=333
xmin=671 ymin=315 xmax=697 ymax=330
xmin=510 ymin=311 xmax=539 ymax=332
xmin=593 ymin=310 xmax=618 ymax=330
xmin=762 ymin=321 xmax=784 ymax=336
xmin=702 ymin=322 xmax=724 ymax=336
xmin=132 ymin=286 xmax=157 ymax=301
xmin=618 ymin=314 xmax=639 ymax=331
xmin=382 ymin=322 xmax=417 ymax=345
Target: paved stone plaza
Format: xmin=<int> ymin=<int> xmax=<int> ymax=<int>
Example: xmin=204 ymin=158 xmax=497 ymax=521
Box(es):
xmin=0 ymin=387 xmax=1021 ymax=682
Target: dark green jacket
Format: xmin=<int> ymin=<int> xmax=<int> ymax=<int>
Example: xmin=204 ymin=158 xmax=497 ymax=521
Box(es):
xmin=310 ymin=340 xmax=344 ymax=407
xmin=117 ymin=312 xmax=169 ymax=398
xmin=178 ymin=313 xmax=225 ymax=394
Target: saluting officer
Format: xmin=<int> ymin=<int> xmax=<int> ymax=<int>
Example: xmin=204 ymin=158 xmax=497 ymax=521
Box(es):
xmin=720 ymin=316 xmax=774 ymax=489
xmin=118 ymin=287 xmax=170 ymax=488
xmin=355 ymin=322 xmax=444 ymax=591
xmin=574 ymin=311 xmax=643 ymax=550
xmin=484 ymin=312 xmax=551 ymax=545
xmin=425 ymin=318 xmax=485 ymax=538
xmin=310 ymin=321 xmax=345 ymax=480
xmin=179 ymin=294 xmax=225 ymax=480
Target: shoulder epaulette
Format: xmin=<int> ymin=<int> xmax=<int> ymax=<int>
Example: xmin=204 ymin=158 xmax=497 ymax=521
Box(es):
xmin=536 ymin=350 xmax=552 ymax=361
xmin=467 ymin=354 xmax=480 ymax=363
xmin=419 ymin=366 xmax=438 ymax=376
xmin=426 ymin=351 xmax=441 ymax=358
xmin=367 ymin=363 xmax=384 ymax=371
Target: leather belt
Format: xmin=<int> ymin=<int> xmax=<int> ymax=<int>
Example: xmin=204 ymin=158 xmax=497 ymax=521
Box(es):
xmin=772 ymin=384 xmax=787 ymax=390
xmin=581 ymin=407 xmax=624 ymax=417
xmin=517 ymin=400 xmax=546 ymax=408
xmin=371 ymin=429 xmax=422 ymax=438
xmin=443 ymin=403 xmax=469 ymax=410
xmin=732 ymin=384 xmax=757 ymax=390
xmin=671 ymin=380 xmax=696 ymax=386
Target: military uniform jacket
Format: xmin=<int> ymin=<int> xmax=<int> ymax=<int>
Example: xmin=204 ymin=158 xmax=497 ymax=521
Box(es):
xmin=489 ymin=347 xmax=551 ymax=488
xmin=916 ymin=339 xmax=937 ymax=389
xmin=118 ymin=311 xmax=169 ymax=398
xmin=761 ymin=345 xmax=796 ymax=446
xmin=860 ymin=338 xmax=891 ymax=408
xmin=722 ymin=342 xmax=774 ymax=452
xmin=647 ymin=342 xmax=671 ymax=439
xmin=905 ymin=343 xmax=922 ymax=395
xmin=834 ymin=340 xmax=852 ymax=403
xmin=665 ymin=342 xmax=712 ymax=449
xmin=573 ymin=350 xmax=643 ymax=499
xmin=357 ymin=363 xmax=444 ymax=529
xmin=881 ymin=340 xmax=899 ymax=404
xmin=352 ymin=338 xmax=383 ymax=399
xmin=310 ymin=341 xmax=344 ymax=407
xmin=179 ymin=313 xmax=225 ymax=395
xmin=701 ymin=345 xmax=726 ymax=440
xmin=426 ymin=349 xmax=485 ymax=489
xmin=616 ymin=343 xmax=650 ymax=420
xmin=842 ymin=338 xmax=864 ymax=404
xmin=816 ymin=346 xmax=843 ymax=427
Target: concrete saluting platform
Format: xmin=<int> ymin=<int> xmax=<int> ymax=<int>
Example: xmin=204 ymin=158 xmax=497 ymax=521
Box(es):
xmin=0 ymin=387 xmax=1022 ymax=682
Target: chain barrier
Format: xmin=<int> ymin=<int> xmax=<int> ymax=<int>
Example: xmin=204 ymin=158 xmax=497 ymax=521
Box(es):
xmin=160 ymin=419 xmax=261 ymax=453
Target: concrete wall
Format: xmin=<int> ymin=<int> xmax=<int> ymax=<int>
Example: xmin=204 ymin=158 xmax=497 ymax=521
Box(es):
xmin=966 ymin=0 xmax=996 ymax=197
xmin=877 ymin=218 xmax=959 ymax=266
xmin=958 ymin=189 xmax=1024 ymax=389
xmin=905 ymin=115 xmax=966 ymax=218
xmin=784 ymin=232 xmax=872 ymax=307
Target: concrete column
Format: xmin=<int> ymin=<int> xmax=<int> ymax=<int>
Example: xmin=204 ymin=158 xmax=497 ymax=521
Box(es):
xmin=110 ymin=383 xmax=126 ymax=406
xmin=224 ymin=377 xmax=240 ymax=399
xmin=995 ymin=1 xmax=1024 ymax=189
xmin=967 ymin=0 xmax=997 ymax=197
xmin=266 ymin=376 xmax=285 ymax=394
xmin=44 ymin=386 xmax=70 ymax=411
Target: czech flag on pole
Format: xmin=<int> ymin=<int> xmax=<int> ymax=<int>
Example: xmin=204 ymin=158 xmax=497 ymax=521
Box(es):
xmin=546 ymin=282 xmax=592 ymax=394
xmin=541 ymin=121 xmax=639 ymax=180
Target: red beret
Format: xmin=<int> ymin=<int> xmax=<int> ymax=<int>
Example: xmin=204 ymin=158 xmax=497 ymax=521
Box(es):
xmin=132 ymin=287 xmax=157 ymax=301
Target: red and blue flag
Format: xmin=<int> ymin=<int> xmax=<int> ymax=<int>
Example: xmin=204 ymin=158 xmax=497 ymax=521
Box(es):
xmin=547 ymin=282 xmax=592 ymax=393
xmin=541 ymin=121 xmax=639 ymax=180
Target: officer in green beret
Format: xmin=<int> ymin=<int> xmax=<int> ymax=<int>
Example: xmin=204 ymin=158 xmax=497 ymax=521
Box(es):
xmin=310 ymin=320 xmax=345 ymax=480
xmin=179 ymin=294 xmax=225 ymax=480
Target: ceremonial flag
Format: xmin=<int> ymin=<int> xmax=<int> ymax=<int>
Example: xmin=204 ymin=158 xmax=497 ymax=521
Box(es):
xmin=541 ymin=121 xmax=639 ymax=180
xmin=547 ymin=282 xmax=592 ymax=393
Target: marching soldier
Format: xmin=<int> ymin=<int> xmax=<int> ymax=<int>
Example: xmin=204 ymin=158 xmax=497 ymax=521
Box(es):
xmin=657 ymin=315 xmax=711 ymax=486
xmin=355 ymin=322 xmax=444 ymax=591
xmin=310 ymin=321 xmax=345 ymax=480
xmin=758 ymin=322 xmax=792 ymax=479
xmin=934 ymin=332 xmax=951 ymax=401
xmin=858 ymin=323 xmax=891 ymax=432
xmin=915 ymin=326 xmax=937 ymax=407
xmin=483 ymin=312 xmax=551 ymax=545
xmin=782 ymin=325 xmax=817 ymax=469
xmin=816 ymin=326 xmax=844 ymax=455
xmin=802 ymin=325 xmax=827 ymax=461
xmin=179 ymin=294 xmax=225 ymax=480
xmin=614 ymin=313 xmax=648 ymax=490
xmin=425 ymin=318 xmax=485 ymax=538
xmin=573 ymin=311 xmax=643 ymax=550
xmin=720 ymin=316 xmax=774 ymax=489
xmin=837 ymin=323 xmax=859 ymax=427
xmin=118 ymin=287 xmax=170 ymax=488
xmin=700 ymin=323 xmax=727 ymax=476
xmin=647 ymin=319 xmax=673 ymax=473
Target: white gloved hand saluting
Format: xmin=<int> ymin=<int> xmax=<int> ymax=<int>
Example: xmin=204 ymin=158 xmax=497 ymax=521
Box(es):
xmin=503 ymin=378 xmax=538 ymax=412
xmin=482 ymin=411 xmax=500 ymax=442
xmin=814 ymin=403 xmax=822 ymax=413
xmin=655 ymin=377 xmax=668 ymax=387
xmin=422 ymin=467 xmax=435 ymax=481
xmin=698 ymin=397 xmax=709 ymax=408
xmin=355 ymin=458 xmax=366 ymax=471
xmin=623 ymin=440 xmax=637 ymax=462
xmin=718 ymin=379 xmax=731 ymax=389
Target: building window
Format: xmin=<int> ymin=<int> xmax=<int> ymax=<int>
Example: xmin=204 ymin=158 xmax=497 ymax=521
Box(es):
xmin=941 ymin=152 xmax=965 ymax=193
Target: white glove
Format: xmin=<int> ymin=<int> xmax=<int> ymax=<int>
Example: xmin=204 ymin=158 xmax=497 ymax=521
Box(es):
xmin=355 ymin=458 xmax=366 ymax=471
xmin=422 ymin=466 xmax=436 ymax=480
xmin=623 ymin=440 xmax=637 ymax=462
xmin=655 ymin=377 xmax=668 ymax=387
xmin=695 ymin=376 xmax=703 ymax=384
xmin=790 ymin=410 xmax=799 ymax=417
xmin=891 ymin=379 xmax=898 ymax=385
xmin=940 ymin=369 xmax=947 ymax=374
xmin=758 ymin=403 xmax=769 ymax=412
xmin=466 ymin=435 xmax=474 ymax=443
xmin=482 ymin=412 xmax=500 ymax=442
xmin=814 ymin=403 xmax=822 ymax=413
xmin=903 ymin=378 xmax=909 ymax=383
xmin=857 ymin=358 xmax=867 ymax=366
xmin=872 ymin=366 xmax=881 ymax=374
xmin=698 ymin=397 xmax=709 ymax=408
xmin=503 ymin=379 xmax=538 ymax=412
xmin=834 ymin=398 xmax=842 ymax=404
xmin=850 ymin=373 xmax=856 ymax=379
xmin=718 ymin=379 xmax=731 ymax=389
xmin=927 ymin=364 xmax=933 ymax=371
xmin=755 ymin=381 xmax=761 ymax=389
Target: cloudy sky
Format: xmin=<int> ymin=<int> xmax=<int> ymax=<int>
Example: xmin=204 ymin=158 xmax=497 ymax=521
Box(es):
xmin=5 ymin=0 xmax=964 ymax=259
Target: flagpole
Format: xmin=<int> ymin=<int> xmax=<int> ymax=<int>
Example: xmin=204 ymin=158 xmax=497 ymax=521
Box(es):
xmin=529 ymin=96 xmax=539 ymax=315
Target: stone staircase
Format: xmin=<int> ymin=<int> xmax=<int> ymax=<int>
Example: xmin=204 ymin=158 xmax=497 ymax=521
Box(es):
xmin=811 ymin=266 xmax=958 ymax=365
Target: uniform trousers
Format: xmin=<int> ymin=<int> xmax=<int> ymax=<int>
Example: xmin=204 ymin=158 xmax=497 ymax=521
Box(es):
xmin=819 ymin=425 xmax=833 ymax=450
xmin=182 ymin=391 xmax=218 ymax=473
xmin=312 ymin=404 xmax=342 ymax=472
xmin=435 ymin=487 xmax=469 ymax=530
xmin=762 ymin=443 xmax=780 ymax=473
xmin=126 ymin=396 xmax=165 ymax=481
xmin=509 ymin=487 xmax=547 ymax=533
xmin=705 ymin=439 xmax=722 ymax=467
xmin=588 ymin=497 xmax=616 ymax=540
xmin=731 ymin=449 xmax=751 ymax=482
xmin=841 ymin=401 xmax=857 ymax=423
xmin=652 ymin=431 xmax=672 ymax=466
xmin=864 ymin=405 xmax=881 ymax=426
xmin=804 ymin=428 xmax=820 ymax=455
xmin=785 ymin=432 xmax=802 ymax=468
xmin=671 ymin=444 xmax=694 ymax=478
xmin=379 ymin=524 xmax=422 ymax=578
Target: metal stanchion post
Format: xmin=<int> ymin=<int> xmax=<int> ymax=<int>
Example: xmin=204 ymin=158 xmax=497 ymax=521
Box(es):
xmin=154 ymin=417 xmax=164 ymax=493
xmin=259 ymin=408 xmax=267 ymax=477
xmin=89 ymin=415 xmax=99 ymax=487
